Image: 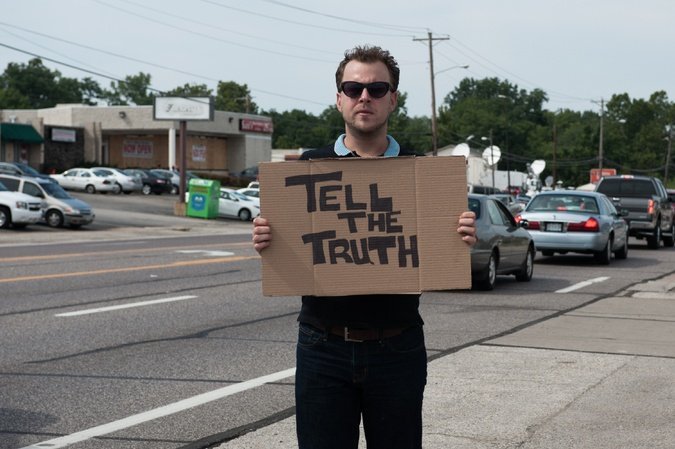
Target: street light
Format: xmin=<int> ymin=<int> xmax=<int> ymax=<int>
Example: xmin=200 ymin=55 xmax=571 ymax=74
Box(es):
xmin=666 ymin=125 xmax=674 ymax=183
xmin=430 ymin=64 xmax=469 ymax=156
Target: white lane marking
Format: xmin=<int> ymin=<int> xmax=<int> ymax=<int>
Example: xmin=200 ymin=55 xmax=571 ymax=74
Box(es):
xmin=19 ymin=367 xmax=296 ymax=449
xmin=55 ymin=295 xmax=197 ymax=317
xmin=176 ymin=250 xmax=234 ymax=257
xmin=556 ymin=276 xmax=610 ymax=293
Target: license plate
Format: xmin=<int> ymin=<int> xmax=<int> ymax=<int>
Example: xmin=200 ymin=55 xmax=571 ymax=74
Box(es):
xmin=545 ymin=222 xmax=563 ymax=232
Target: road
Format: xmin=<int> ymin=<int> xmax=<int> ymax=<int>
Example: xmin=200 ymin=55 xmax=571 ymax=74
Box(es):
xmin=1 ymin=192 xmax=673 ymax=448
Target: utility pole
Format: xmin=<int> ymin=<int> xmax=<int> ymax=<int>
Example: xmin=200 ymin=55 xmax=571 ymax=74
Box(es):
xmin=596 ymin=98 xmax=605 ymax=172
xmin=666 ymin=124 xmax=673 ymax=183
xmin=552 ymin=122 xmax=557 ymax=185
xmin=413 ymin=32 xmax=449 ymax=156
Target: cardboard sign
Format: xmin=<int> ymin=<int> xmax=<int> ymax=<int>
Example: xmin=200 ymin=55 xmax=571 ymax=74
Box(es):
xmin=259 ymin=156 xmax=471 ymax=296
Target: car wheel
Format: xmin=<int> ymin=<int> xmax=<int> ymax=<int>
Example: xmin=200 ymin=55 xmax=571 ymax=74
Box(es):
xmin=112 ymin=183 xmax=122 ymax=195
xmin=170 ymin=184 xmax=179 ymax=195
xmin=594 ymin=237 xmax=612 ymax=265
xmin=662 ymin=222 xmax=675 ymax=247
xmin=0 ymin=206 xmax=10 ymax=229
xmin=615 ymin=234 xmax=629 ymax=259
xmin=45 ymin=209 xmax=64 ymax=228
xmin=85 ymin=184 xmax=96 ymax=194
xmin=142 ymin=184 xmax=152 ymax=195
xmin=238 ymin=208 xmax=252 ymax=221
xmin=647 ymin=222 xmax=661 ymax=249
xmin=541 ymin=250 xmax=554 ymax=257
xmin=515 ymin=246 xmax=535 ymax=282
xmin=474 ymin=251 xmax=497 ymax=291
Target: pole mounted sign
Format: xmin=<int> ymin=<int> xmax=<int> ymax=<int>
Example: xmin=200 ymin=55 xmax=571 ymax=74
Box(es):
xmin=153 ymin=97 xmax=214 ymax=121
xmin=153 ymin=97 xmax=214 ymax=214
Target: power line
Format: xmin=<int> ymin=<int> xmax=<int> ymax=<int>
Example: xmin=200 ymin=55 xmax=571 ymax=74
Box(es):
xmin=199 ymin=0 xmax=410 ymax=37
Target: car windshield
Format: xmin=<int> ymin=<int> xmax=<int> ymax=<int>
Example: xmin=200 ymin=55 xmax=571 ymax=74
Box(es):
xmin=232 ymin=191 xmax=252 ymax=201
xmin=0 ymin=181 xmax=8 ymax=191
xmin=42 ymin=182 xmax=72 ymax=199
xmin=14 ymin=163 xmax=40 ymax=176
xmin=527 ymin=195 xmax=599 ymax=213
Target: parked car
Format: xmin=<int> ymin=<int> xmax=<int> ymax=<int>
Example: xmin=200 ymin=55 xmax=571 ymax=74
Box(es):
xmin=50 ymin=168 xmax=117 ymax=194
xmin=230 ymin=166 xmax=259 ymax=186
xmin=92 ymin=167 xmax=142 ymax=194
xmin=247 ymin=181 xmax=260 ymax=189
xmin=467 ymin=193 xmax=535 ymax=290
xmin=515 ymin=190 xmax=629 ymax=264
xmin=150 ymin=169 xmax=201 ymax=194
xmin=0 ymin=180 xmax=44 ymax=228
xmin=0 ymin=174 xmax=94 ymax=228
xmin=218 ymin=187 xmax=260 ymax=221
xmin=468 ymin=184 xmax=501 ymax=195
xmin=595 ymin=175 xmax=674 ymax=249
xmin=237 ymin=187 xmax=260 ymax=198
xmin=0 ymin=162 xmax=55 ymax=183
xmin=123 ymin=169 xmax=173 ymax=195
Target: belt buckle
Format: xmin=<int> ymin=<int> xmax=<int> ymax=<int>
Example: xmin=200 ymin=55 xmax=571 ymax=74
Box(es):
xmin=344 ymin=327 xmax=364 ymax=343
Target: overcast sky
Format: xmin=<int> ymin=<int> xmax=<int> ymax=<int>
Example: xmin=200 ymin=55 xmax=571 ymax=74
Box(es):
xmin=2 ymin=0 xmax=674 ymax=120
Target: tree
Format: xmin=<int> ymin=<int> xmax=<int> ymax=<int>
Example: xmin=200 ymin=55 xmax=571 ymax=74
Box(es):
xmin=164 ymin=83 xmax=213 ymax=97
xmin=101 ymin=72 xmax=154 ymax=106
xmin=215 ymin=81 xmax=257 ymax=114
xmin=0 ymin=58 xmax=101 ymax=108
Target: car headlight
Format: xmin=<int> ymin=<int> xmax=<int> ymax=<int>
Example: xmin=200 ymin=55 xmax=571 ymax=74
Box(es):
xmin=16 ymin=201 xmax=28 ymax=209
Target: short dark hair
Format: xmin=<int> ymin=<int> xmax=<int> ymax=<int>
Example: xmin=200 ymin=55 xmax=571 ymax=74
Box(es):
xmin=335 ymin=45 xmax=400 ymax=92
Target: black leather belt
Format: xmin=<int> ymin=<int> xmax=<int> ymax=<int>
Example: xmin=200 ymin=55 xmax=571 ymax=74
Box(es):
xmin=325 ymin=326 xmax=408 ymax=342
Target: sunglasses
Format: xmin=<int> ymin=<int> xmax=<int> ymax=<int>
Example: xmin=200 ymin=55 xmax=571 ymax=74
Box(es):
xmin=339 ymin=81 xmax=392 ymax=99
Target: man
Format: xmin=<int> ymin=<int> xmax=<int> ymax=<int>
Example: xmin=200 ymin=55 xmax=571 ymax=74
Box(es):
xmin=253 ymin=45 xmax=476 ymax=449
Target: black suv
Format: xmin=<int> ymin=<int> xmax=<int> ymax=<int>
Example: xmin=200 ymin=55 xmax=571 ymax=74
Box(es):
xmin=595 ymin=175 xmax=674 ymax=249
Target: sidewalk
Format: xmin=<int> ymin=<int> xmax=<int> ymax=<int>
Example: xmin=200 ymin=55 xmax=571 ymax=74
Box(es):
xmin=215 ymin=273 xmax=675 ymax=449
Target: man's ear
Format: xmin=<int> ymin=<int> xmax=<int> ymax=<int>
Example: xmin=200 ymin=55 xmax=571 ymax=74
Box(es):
xmin=389 ymin=91 xmax=398 ymax=113
xmin=336 ymin=92 xmax=343 ymax=112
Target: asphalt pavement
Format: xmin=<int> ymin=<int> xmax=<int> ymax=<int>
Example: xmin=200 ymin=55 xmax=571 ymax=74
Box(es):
xmin=214 ymin=272 xmax=675 ymax=449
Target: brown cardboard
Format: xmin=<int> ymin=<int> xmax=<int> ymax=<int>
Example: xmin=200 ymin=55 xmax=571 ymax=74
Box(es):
xmin=259 ymin=156 xmax=471 ymax=296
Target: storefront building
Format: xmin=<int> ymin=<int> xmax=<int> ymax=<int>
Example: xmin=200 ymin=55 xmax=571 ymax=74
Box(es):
xmin=0 ymin=104 xmax=272 ymax=175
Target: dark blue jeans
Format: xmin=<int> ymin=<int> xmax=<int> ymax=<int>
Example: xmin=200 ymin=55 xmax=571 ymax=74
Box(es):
xmin=295 ymin=323 xmax=427 ymax=449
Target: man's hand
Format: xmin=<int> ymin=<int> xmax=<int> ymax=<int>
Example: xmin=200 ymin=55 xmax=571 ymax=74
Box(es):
xmin=457 ymin=211 xmax=476 ymax=246
xmin=252 ymin=217 xmax=272 ymax=253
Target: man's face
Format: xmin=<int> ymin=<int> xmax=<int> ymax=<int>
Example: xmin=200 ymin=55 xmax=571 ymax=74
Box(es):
xmin=336 ymin=60 xmax=398 ymax=136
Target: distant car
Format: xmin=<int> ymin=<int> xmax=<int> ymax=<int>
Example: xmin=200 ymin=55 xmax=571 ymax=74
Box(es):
xmin=0 ymin=174 xmax=94 ymax=228
xmin=50 ymin=168 xmax=117 ymax=194
xmin=247 ymin=181 xmax=260 ymax=189
xmin=230 ymin=166 xmax=259 ymax=186
xmin=468 ymin=193 xmax=535 ymax=290
xmin=491 ymin=193 xmax=524 ymax=215
xmin=150 ymin=169 xmax=200 ymax=194
xmin=0 ymin=162 xmax=55 ymax=183
xmin=218 ymin=187 xmax=260 ymax=221
xmin=124 ymin=169 xmax=173 ymax=195
xmin=515 ymin=190 xmax=629 ymax=264
xmin=237 ymin=187 xmax=259 ymax=199
xmin=92 ymin=167 xmax=142 ymax=194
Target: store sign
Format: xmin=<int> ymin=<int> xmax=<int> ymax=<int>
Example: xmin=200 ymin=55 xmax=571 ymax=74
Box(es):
xmin=153 ymin=97 xmax=214 ymax=121
xmin=240 ymin=118 xmax=273 ymax=134
xmin=51 ymin=128 xmax=76 ymax=143
xmin=192 ymin=144 xmax=207 ymax=162
xmin=123 ymin=140 xmax=154 ymax=159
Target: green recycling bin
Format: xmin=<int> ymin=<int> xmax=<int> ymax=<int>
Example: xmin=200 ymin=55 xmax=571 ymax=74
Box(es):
xmin=187 ymin=178 xmax=220 ymax=219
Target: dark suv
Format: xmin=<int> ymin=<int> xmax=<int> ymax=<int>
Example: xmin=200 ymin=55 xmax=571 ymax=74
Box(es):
xmin=595 ymin=175 xmax=674 ymax=249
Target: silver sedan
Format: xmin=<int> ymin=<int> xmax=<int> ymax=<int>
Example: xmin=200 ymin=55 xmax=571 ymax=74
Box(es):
xmin=515 ymin=190 xmax=629 ymax=264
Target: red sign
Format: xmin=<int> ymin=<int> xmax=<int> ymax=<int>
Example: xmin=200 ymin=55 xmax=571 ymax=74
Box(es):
xmin=590 ymin=168 xmax=616 ymax=184
xmin=240 ymin=118 xmax=273 ymax=134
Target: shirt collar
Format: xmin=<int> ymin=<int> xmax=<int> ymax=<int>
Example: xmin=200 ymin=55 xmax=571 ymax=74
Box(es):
xmin=333 ymin=134 xmax=400 ymax=157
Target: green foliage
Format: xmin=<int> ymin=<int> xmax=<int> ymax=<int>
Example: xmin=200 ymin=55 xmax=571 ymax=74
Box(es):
xmin=0 ymin=58 xmax=101 ymax=108
xmin=100 ymin=72 xmax=154 ymax=106
xmin=164 ymin=83 xmax=213 ymax=97
xmin=215 ymin=81 xmax=257 ymax=114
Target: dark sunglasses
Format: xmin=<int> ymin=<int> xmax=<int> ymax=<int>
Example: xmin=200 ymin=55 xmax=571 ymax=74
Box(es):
xmin=339 ymin=81 xmax=392 ymax=99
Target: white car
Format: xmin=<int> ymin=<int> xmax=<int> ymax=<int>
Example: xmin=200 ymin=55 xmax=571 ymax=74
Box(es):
xmin=92 ymin=167 xmax=142 ymax=194
xmin=50 ymin=168 xmax=117 ymax=194
xmin=0 ymin=181 xmax=44 ymax=228
xmin=219 ymin=187 xmax=260 ymax=221
xmin=237 ymin=187 xmax=259 ymax=199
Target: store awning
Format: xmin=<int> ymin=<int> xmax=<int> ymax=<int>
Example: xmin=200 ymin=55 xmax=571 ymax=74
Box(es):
xmin=0 ymin=123 xmax=44 ymax=144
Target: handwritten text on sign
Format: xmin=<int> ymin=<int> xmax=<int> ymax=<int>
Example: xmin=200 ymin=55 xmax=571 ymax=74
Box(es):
xmin=285 ymin=171 xmax=418 ymax=268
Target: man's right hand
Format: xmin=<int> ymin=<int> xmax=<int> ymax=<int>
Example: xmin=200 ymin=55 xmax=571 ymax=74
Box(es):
xmin=252 ymin=217 xmax=271 ymax=253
